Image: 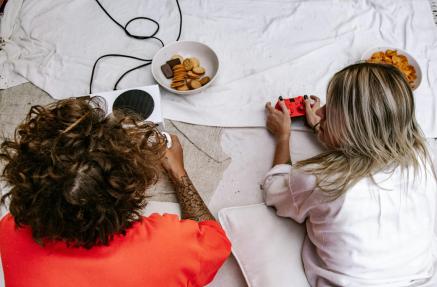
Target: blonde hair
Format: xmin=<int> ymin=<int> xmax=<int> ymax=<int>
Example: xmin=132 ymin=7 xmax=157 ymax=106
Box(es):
xmin=296 ymin=63 xmax=430 ymax=198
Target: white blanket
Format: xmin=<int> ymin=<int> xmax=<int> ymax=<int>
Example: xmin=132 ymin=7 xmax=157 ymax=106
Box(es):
xmin=210 ymin=128 xmax=325 ymax=214
xmin=2 ymin=0 xmax=437 ymax=136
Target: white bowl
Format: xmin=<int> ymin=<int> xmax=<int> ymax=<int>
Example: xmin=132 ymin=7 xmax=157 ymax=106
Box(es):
xmin=151 ymin=41 xmax=219 ymax=95
xmin=361 ymin=46 xmax=422 ymax=90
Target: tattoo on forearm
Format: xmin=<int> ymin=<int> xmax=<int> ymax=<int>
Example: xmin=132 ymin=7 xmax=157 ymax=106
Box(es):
xmin=173 ymin=175 xmax=215 ymax=222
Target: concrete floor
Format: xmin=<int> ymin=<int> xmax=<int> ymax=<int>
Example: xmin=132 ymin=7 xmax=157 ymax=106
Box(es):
xmin=0 ymin=82 xmax=230 ymax=208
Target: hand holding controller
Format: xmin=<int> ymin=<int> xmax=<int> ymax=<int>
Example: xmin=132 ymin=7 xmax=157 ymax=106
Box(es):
xmin=275 ymin=96 xmax=305 ymax=118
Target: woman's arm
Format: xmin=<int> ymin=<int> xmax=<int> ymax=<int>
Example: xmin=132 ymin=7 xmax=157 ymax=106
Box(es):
xmin=303 ymin=95 xmax=321 ymax=133
xmin=265 ymin=98 xmax=291 ymax=166
xmin=263 ymin=96 xmax=321 ymax=223
xmin=161 ymin=135 xmax=215 ymax=222
xmin=272 ymin=136 xmax=291 ymax=166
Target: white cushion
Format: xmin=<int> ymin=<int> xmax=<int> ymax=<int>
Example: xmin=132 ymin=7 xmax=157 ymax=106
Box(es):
xmin=218 ymin=203 xmax=310 ymax=287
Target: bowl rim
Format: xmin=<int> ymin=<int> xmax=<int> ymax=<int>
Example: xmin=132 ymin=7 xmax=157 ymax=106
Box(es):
xmin=151 ymin=40 xmax=220 ymax=95
xmin=361 ymin=46 xmax=421 ymax=90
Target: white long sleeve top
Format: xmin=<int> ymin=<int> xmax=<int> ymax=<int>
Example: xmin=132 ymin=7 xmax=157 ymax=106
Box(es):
xmin=263 ymin=161 xmax=437 ymax=287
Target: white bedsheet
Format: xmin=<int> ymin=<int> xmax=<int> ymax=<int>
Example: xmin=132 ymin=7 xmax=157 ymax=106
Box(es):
xmin=1 ymin=0 xmax=437 ymax=136
xmin=210 ymin=127 xmax=325 ymax=214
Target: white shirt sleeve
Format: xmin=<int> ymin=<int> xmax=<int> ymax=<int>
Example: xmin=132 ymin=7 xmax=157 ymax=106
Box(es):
xmin=262 ymin=164 xmax=317 ymax=223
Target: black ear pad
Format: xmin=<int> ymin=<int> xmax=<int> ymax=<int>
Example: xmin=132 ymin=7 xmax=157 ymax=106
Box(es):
xmin=112 ymin=89 xmax=155 ymax=120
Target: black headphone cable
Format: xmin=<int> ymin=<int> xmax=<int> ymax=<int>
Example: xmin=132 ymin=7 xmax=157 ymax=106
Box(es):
xmin=89 ymin=0 xmax=182 ymax=94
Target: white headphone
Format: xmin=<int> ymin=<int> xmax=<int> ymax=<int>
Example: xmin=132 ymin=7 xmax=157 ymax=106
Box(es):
xmin=161 ymin=132 xmax=172 ymax=149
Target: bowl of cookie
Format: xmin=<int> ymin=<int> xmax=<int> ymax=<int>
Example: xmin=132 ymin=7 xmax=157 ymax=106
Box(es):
xmin=361 ymin=47 xmax=421 ymax=90
xmin=151 ymin=41 xmax=219 ymax=95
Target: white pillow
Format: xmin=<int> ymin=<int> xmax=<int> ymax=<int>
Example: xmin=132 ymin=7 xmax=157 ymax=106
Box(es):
xmin=218 ymin=203 xmax=310 ymax=287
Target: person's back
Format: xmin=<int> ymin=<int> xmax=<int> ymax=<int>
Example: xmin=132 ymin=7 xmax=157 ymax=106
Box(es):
xmin=264 ymin=63 xmax=437 ymax=286
xmin=319 ymin=163 xmax=436 ymax=284
xmin=0 ymin=97 xmax=231 ymax=287
xmin=263 ymin=158 xmax=437 ymax=286
xmin=1 ymin=213 xmax=229 ymax=287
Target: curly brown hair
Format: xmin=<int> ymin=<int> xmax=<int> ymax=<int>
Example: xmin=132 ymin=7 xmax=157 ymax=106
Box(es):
xmin=0 ymin=96 xmax=165 ymax=248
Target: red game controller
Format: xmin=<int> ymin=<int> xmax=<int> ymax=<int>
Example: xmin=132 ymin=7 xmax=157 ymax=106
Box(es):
xmin=275 ymin=96 xmax=306 ymax=118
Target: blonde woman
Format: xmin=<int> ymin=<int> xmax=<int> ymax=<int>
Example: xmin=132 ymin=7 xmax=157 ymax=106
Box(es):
xmin=263 ymin=63 xmax=437 ymax=286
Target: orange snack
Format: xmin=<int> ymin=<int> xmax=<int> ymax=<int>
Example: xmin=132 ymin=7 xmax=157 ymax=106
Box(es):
xmin=367 ymin=49 xmax=417 ymax=88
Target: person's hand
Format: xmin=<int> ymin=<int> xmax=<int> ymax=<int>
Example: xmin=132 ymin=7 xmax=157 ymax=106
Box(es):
xmin=303 ymin=95 xmax=321 ymax=131
xmin=265 ymin=98 xmax=291 ymax=141
xmin=161 ymin=134 xmax=187 ymax=180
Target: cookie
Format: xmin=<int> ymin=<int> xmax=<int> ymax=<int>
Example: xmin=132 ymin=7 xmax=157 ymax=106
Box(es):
xmin=177 ymin=84 xmax=190 ymax=91
xmin=183 ymin=59 xmax=194 ymax=71
xmin=161 ymin=64 xmax=173 ymax=79
xmin=167 ymin=54 xmax=210 ymax=91
xmin=189 ymin=79 xmax=202 ymax=89
xmin=199 ymin=76 xmax=210 ymax=86
xmin=173 ymin=76 xmax=186 ymax=82
xmin=187 ymin=71 xmax=201 ymax=79
xmin=192 ymin=66 xmax=205 ymax=75
xmin=171 ymin=81 xmax=185 ymax=88
xmin=172 ymin=64 xmax=186 ymax=80
xmin=191 ymin=57 xmax=200 ymax=68
xmin=173 ymin=69 xmax=186 ymax=75
xmin=171 ymin=54 xmax=184 ymax=63
xmin=172 ymin=64 xmax=185 ymax=72
xmin=173 ymin=72 xmax=186 ymax=77
xmin=166 ymin=58 xmax=181 ymax=68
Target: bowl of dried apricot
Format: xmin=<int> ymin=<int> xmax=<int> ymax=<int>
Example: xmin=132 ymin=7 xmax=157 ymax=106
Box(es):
xmin=152 ymin=41 xmax=219 ymax=95
xmin=362 ymin=47 xmax=421 ymax=90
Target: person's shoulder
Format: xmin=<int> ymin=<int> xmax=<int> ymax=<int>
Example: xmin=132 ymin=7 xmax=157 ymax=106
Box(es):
xmin=289 ymin=166 xmax=318 ymax=191
xmin=0 ymin=213 xmax=19 ymax=243
xmin=0 ymin=213 xmax=14 ymax=229
xmin=139 ymin=214 xmax=227 ymax=246
xmin=138 ymin=213 xmax=182 ymax=230
xmin=145 ymin=213 xmax=181 ymax=222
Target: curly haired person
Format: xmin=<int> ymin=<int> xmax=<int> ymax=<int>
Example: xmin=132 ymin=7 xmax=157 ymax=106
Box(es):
xmin=0 ymin=96 xmax=231 ymax=287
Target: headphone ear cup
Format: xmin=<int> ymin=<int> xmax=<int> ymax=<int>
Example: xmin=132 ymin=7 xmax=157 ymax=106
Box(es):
xmin=161 ymin=132 xmax=173 ymax=149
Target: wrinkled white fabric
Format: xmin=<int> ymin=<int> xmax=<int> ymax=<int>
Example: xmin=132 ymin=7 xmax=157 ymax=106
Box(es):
xmin=1 ymin=0 xmax=437 ymax=135
xmin=0 ymin=2 xmax=27 ymax=88
xmin=263 ymin=162 xmax=437 ymax=287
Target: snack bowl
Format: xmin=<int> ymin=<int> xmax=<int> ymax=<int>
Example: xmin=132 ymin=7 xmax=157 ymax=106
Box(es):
xmin=361 ymin=46 xmax=422 ymax=90
xmin=151 ymin=41 xmax=219 ymax=95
